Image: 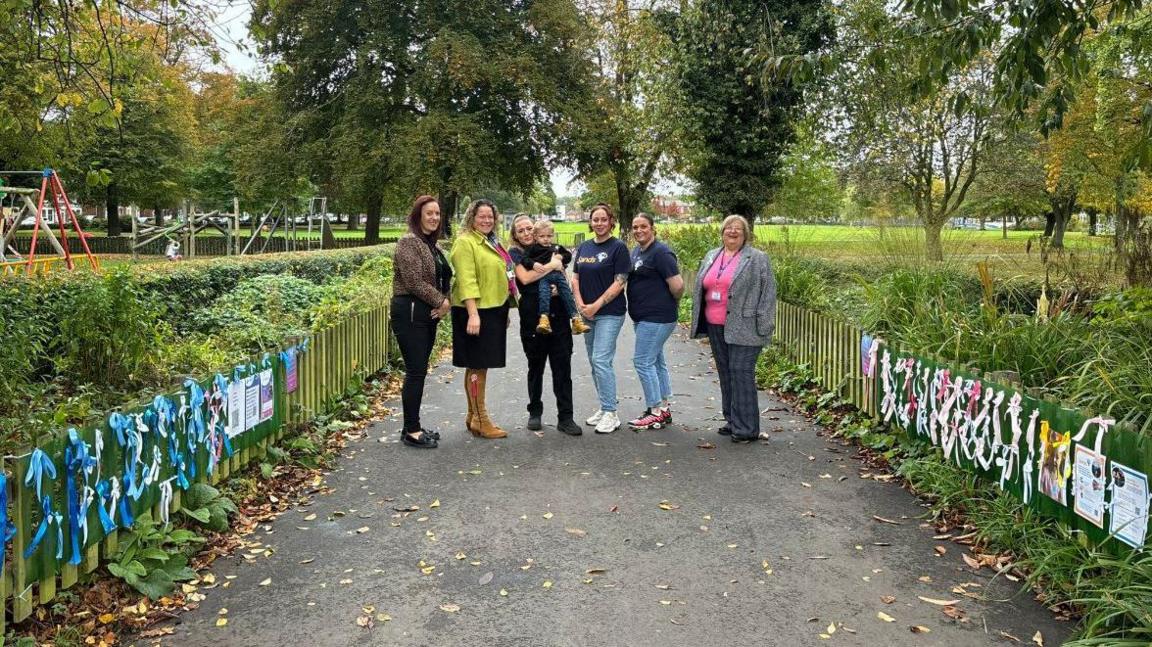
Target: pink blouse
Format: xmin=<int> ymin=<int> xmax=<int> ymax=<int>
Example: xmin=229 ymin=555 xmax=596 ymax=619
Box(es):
xmin=702 ymin=250 xmax=742 ymax=325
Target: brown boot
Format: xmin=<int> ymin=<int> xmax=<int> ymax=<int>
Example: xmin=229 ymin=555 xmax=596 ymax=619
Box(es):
xmin=536 ymin=314 xmax=552 ymax=334
xmin=465 ymin=369 xmax=481 ymax=436
xmin=472 ymin=369 xmax=507 ymax=439
xmin=571 ymin=317 xmax=591 ymax=335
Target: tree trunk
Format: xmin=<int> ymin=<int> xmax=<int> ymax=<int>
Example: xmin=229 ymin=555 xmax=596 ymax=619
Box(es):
xmin=106 ymin=184 xmax=121 ymax=237
xmin=1051 ymin=213 xmax=1070 ymax=249
xmin=924 ymin=220 xmax=944 ymax=262
xmin=346 ymin=211 xmax=358 ymax=231
xmin=617 ymin=185 xmax=642 ymax=243
xmin=1002 ymin=213 xmax=1008 ymax=239
xmin=153 ymin=204 xmax=162 ymax=227
xmin=440 ymin=190 xmax=459 ymax=238
xmin=1087 ymin=208 xmax=1098 ymax=236
xmin=364 ymin=194 xmax=383 ymax=244
xmin=1043 ymin=212 xmax=1055 ymax=237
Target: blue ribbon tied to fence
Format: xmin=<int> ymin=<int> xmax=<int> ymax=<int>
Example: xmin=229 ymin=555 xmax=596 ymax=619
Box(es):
xmin=0 ymin=473 xmax=18 ymax=570
xmin=24 ymin=448 xmax=63 ymax=559
xmin=65 ymin=428 xmax=98 ymax=564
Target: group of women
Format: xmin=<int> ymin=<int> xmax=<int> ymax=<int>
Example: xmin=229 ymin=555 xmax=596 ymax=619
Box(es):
xmin=390 ymin=196 xmax=776 ymax=449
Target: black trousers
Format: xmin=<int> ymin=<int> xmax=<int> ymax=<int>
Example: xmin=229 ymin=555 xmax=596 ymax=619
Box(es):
xmin=391 ymin=296 xmax=439 ymax=432
xmin=521 ymin=331 xmax=574 ymax=422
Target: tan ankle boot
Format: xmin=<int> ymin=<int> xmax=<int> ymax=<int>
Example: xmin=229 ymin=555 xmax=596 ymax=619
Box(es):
xmin=571 ymin=317 xmax=591 ymax=335
xmin=536 ymin=314 xmax=552 ymax=334
xmin=465 ymin=369 xmax=480 ymax=436
xmin=472 ymin=369 xmax=507 ymax=439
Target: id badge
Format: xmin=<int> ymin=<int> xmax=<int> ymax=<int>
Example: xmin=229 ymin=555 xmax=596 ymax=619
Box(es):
xmin=710 ymin=290 xmax=722 ymax=302
xmin=507 ymin=269 xmax=516 ymax=281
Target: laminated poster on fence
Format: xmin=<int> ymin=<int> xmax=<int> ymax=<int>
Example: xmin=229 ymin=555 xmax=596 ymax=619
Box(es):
xmin=1072 ymin=445 xmax=1107 ymax=528
xmin=227 ymin=378 xmax=245 ymax=438
xmin=285 ymin=348 xmax=298 ymax=393
xmin=1109 ymin=461 xmax=1150 ymax=548
xmin=259 ymin=368 xmax=274 ymax=423
xmin=1038 ymin=422 xmax=1071 ymax=506
xmin=244 ymin=374 xmax=260 ymax=432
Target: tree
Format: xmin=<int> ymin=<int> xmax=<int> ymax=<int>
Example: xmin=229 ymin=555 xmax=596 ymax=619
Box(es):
xmin=674 ymin=0 xmax=832 ymax=221
xmin=816 ymin=0 xmax=998 ymax=261
xmin=764 ymin=123 xmax=843 ymax=222
xmin=562 ymin=0 xmax=677 ymax=237
xmin=252 ymin=0 xmax=592 ymax=237
xmin=958 ymin=130 xmax=1048 ymax=234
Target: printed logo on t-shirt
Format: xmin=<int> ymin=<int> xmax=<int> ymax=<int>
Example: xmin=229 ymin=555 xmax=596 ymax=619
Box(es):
xmin=578 ymin=251 xmax=610 ymax=264
xmin=633 ymin=258 xmax=644 ymax=270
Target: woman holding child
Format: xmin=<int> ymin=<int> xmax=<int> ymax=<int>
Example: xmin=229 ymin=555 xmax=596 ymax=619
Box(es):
xmin=508 ymin=215 xmax=585 ymax=436
xmin=449 ymin=199 xmax=517 ymax=439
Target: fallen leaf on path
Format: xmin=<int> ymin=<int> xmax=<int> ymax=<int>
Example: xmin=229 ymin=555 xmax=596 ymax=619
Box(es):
xmin=542 ymin=580 xmax=553 ymax=589
xmin=872 ymin=515 xmax=902 ymax=525
xmin=658 ymin=501 xmax=680 ymax=510
xmin=609 ymin=505 xmax=619 ymax=513
xmin=500 ymin=589 xmax=508 ymax=596
xmin=303 ymin=514 xmax=317 ymax=521
xmin=376 ymin=613 xmax=392 ymax=622
xmin=585 ymin=568 xmax=607 ymax=575
xmin=942 ymin=606 xmax=968 ymax=621
xmin=393 ymin=505 xmax=419 ymax=512
xmin=999 ymin=631 xmax=1022 ymax=642
xmin=801 ymin=482 xmax=812 ymax=488
xmin=877 ymin=612 xmax=895 ymax=623
xmin=650 ymin=442 xmax=668 ymax=447
xmin=259 ymin=578 xmax=272 ymax=586
xmin=826 ymin=622 xmax=837 ymax=635
xmin=455 ymin=552 xmax=467 ymax=560
xmin=430 ymin=499 xmax=440 ymax=508
xmin=962 ymin=553 xmax=982 ymax=570
xmin=139 ymin=627 xmax=175 ymax=638
xmin=910 ymin=625 xmax=931 ymax=634
xmin=479 ymin=572 xmax=494 ymax=585
xmin=880 ymin=596 xmax=896 ymax=604
xmin=933 ymin=546 xmax=947 ymax=556
xmin=216 ymin=618 xmax=228 ymax=627
xmin=918 ymin=596 xmax=960 ymax=606
xmin=299 ymin=558 xmax=315 ymax=564
xmin=543 ymin=512 xmax=554 ymax=519
xmin=696 ymin=442 xmax=715 ymax=449
xmin=655 ymin=584 xmax=671 ymax=590
xmin=439 ymin=603 xmax=461 ymax=613
xmin=566 ymin=527 xmax=587 ymax=537
xmin=918 ymin=576 xmax=932 ymax=583
xmin=356 ymin=615 xmax=373 ymax=628
xmin=1032 ymin=631 xmax=1044 ymax=646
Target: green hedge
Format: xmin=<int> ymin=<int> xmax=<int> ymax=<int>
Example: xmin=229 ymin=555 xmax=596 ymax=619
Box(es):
xmin=0 ymin=246 xmax=393 ymax=452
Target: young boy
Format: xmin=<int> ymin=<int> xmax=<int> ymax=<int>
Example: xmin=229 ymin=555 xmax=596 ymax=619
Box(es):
xmin=521 ymin=220 xmax=591 ymax=335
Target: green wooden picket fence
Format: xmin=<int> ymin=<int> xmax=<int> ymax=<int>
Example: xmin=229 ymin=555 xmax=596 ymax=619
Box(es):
xmin=773 ymin=299 xmax=1152 ymax=552
xmin=0 ymin=304 xmax=391 ymax=634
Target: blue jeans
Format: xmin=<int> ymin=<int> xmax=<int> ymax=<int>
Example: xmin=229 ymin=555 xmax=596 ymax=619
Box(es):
xmin=583 ymin=314 xmax=624 ymax=412
xmin=632 ymin=320 xmax=676 ymax=408
xmin=538 ymin=272 xmax=579 ymax=318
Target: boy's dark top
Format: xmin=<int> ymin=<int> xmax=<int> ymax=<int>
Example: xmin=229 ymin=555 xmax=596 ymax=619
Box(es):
xmin=520 ymin=242 xmax=572 ymax=272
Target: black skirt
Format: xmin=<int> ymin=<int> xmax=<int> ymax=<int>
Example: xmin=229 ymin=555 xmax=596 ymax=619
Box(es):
xmin=451 ymin=305 xmax=509 ymax=368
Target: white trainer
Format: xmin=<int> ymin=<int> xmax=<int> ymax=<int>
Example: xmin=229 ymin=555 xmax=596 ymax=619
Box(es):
xmin=585 ymin=409 xmax=605 ymax=426
xmin=595 ymin=411 xmax=620 ymax=434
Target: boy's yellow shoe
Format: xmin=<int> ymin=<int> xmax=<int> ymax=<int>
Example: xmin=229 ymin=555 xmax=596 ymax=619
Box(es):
xmin=536 ymin=314 xmax=553 ymax=334
xmin=571 ymin=317 xmax=591 ymax=335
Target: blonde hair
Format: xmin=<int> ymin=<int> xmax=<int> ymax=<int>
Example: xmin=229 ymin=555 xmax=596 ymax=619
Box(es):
xmin=720 ymin=214 xmax=753 ymax=244
xmin=533 ymin=220 xmax=555 ymax=234
xmin=508 ymin=213 xmax=535 ymax=251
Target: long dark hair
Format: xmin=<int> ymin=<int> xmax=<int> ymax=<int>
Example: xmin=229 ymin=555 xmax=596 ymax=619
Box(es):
xmin=407 ymin=195 xmax=444 ymax=241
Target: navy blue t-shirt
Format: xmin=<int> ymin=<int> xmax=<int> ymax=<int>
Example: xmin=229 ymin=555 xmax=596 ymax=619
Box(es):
xmin=574 ymin=237 xmax=630 ymax=317
xmin=627 ymin=240 xmax=680 ymax=323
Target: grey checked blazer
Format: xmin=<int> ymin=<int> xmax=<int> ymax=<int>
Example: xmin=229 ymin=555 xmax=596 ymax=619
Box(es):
xmin=689 ymin=246 xmax=776 ymax=346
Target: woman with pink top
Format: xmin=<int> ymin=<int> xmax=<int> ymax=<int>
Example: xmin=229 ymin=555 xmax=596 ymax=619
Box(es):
xmin=688 ymin=215 xmax=776 ymax=443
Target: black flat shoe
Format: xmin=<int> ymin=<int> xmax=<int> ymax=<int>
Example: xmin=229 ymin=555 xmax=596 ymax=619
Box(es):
xmin=730 ymin=434 xmax=756 ymax=444
xmin=527 ymin=414 xmax=543 ymax=431
xmin=421 ymin=427 xmax=441 ymax=440
xmin=557 ymin=419 xmax=583 ymax=436
xmin=717 ymin=426 xmax=732 ymax=436
xmin=402 ymin=432 xmax=438 ymax=449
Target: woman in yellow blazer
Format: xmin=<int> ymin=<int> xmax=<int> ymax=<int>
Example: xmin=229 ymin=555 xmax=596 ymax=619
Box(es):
xmin=450 ymin=199 xmax=518 ymax=439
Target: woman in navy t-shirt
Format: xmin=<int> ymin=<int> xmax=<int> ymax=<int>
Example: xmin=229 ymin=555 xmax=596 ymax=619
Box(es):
xmin=625 ymin=214 xmax=684 ymax=430
xmin=571 ymin=204 xmax=630 ymax=434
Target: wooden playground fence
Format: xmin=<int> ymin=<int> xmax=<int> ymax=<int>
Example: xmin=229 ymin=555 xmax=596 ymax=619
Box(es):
xmin=0 ymin=304 xmax=392 ymax=633
xmin=772 ymin=299 xmax=876 ymax=415
xmin=9 ymin=235 xmax=397 ymax=257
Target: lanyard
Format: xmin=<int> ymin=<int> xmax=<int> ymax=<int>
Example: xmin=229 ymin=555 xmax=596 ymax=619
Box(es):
xmin=714 ymin=249 xmax=740 ymax=277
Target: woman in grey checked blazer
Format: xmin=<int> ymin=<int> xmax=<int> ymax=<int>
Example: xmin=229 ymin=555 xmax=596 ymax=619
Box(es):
xmin=688 ymin=215 xmax=777 ymax=443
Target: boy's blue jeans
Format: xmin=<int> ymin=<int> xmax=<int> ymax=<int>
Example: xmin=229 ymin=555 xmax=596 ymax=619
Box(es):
xmin=538 ymin=272 xmax=579 ymax=318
